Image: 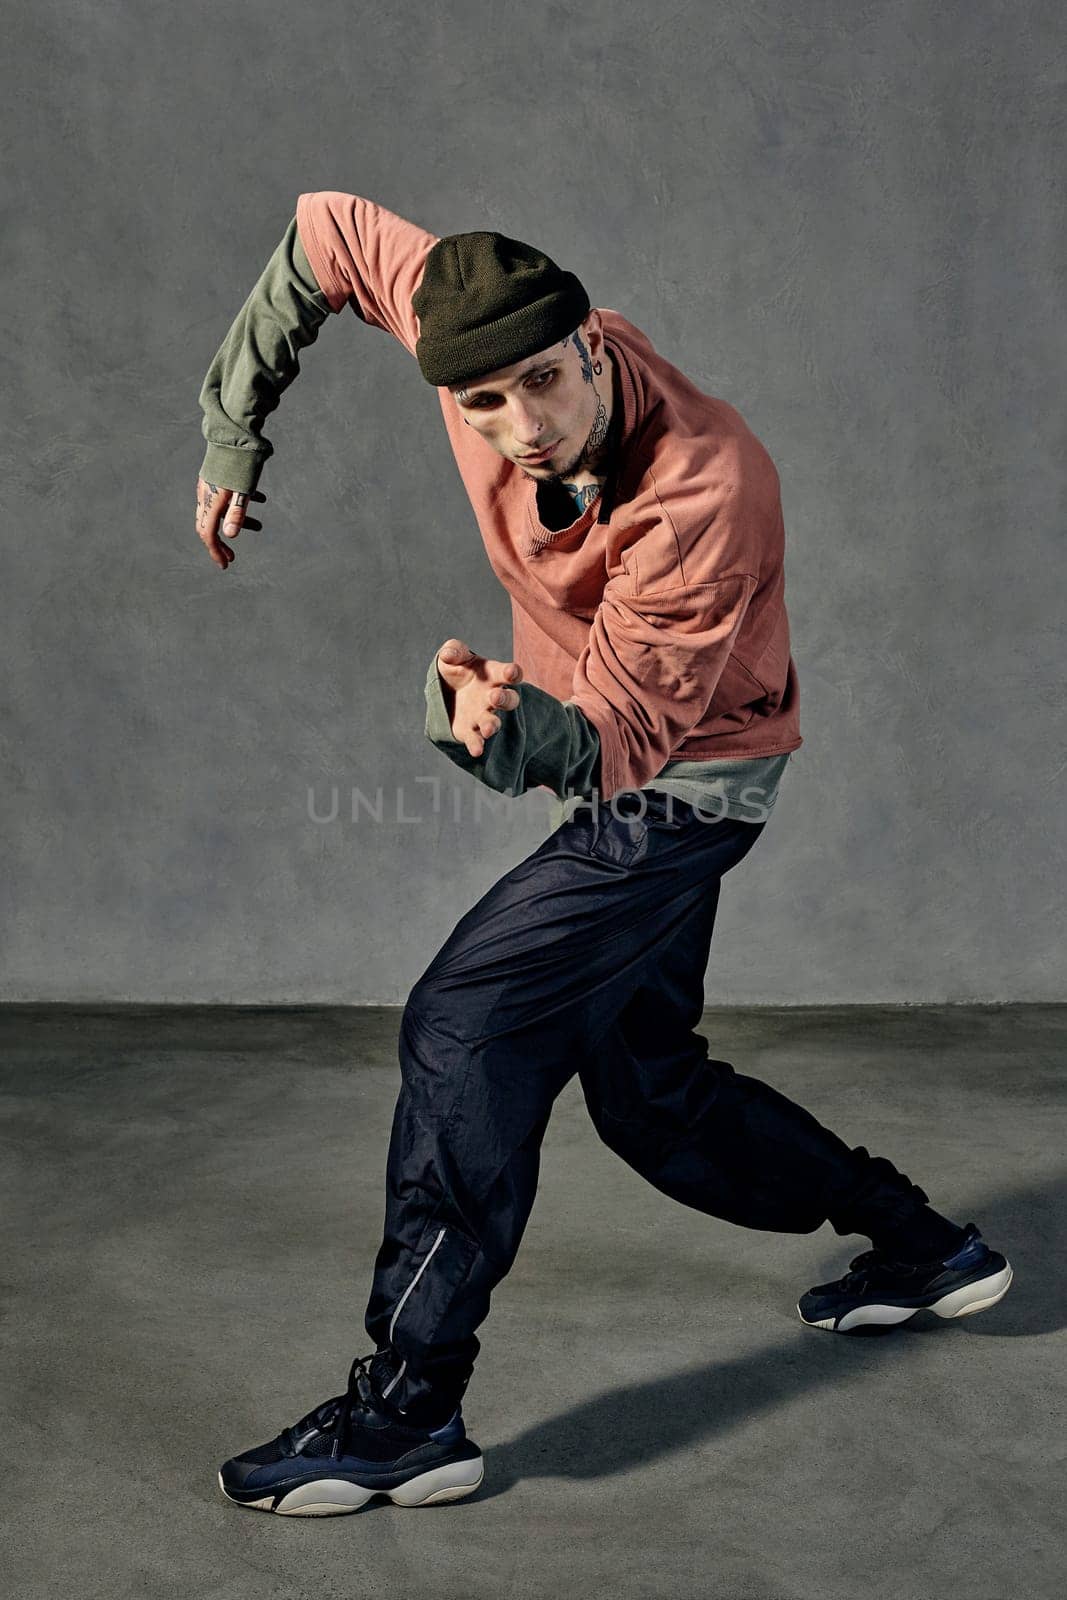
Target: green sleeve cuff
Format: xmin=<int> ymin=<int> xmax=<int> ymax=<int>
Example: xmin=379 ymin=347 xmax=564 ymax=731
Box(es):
xmin=197 ymin=442 xmax=269 ymax=495
xmin=424 ymin=653 xmax=468 ymax=749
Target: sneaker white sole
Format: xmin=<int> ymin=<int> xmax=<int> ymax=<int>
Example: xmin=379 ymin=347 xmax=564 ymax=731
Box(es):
xmin=219 ymin=1454 xmax=485 ymax=1516
xmin=798 ymin=1260 xmax=1013 ymax=1333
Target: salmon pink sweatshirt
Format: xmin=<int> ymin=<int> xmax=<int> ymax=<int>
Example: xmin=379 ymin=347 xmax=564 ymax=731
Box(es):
xmin=198 ymin=193 xmax=802 ymax=817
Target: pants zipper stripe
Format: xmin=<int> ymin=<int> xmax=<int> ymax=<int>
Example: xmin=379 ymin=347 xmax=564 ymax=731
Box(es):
xmin=381 ymin=1227 xmax=447 ymax=1399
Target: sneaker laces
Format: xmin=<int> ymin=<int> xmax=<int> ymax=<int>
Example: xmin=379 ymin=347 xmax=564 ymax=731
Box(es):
xmin=837 ymin=1247 xmax=893 ymax=1291
xmin=818 ymin=1226 xmax=982 ymax=1296
xmin=281 ymin=1351 xmax=391 ymax=1462
xmin=837 ymin=1245 xmax=940 ymax=1291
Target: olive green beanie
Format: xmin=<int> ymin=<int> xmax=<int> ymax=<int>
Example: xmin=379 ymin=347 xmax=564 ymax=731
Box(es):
xmin=412 ymin=230 xmax=590 ymax=388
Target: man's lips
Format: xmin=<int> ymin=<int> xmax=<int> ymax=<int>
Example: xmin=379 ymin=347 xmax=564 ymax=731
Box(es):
xmin=519 ymin=440 xmax=559 ymax=462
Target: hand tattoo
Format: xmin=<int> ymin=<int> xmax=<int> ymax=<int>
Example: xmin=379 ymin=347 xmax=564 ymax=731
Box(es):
xmin=196 ymin=479 xmax=219 ymax=532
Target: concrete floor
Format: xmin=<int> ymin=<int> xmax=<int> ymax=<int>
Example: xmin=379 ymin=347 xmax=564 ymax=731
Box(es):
xmin=1 ymin=1003 xmax=1063 ymax=1600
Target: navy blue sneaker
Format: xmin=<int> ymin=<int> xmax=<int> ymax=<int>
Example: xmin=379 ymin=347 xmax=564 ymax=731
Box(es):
xmin=797 ymin=1222 xmax=1013 ymax=1333
xmin=218 ymin=1352 xmax=483 ymax=1515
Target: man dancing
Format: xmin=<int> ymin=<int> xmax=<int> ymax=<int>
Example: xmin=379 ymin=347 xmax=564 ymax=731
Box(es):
xmin=196 ymin=190 xmax=1012 ymax=1516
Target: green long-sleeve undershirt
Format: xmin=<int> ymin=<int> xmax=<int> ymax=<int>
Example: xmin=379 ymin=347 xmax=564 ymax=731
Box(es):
xmin=198 ymin=217 xmax=332 ymax=494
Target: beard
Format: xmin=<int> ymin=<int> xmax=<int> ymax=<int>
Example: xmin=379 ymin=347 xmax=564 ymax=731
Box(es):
xmin=523 ymin=403 xmax=614 ymax=486
xmin=537 ymin=442 xmax=584 ymax=483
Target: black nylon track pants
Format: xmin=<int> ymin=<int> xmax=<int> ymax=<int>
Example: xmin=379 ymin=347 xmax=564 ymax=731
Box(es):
xmin=363 ymin=792 xmax=932 ymax=1419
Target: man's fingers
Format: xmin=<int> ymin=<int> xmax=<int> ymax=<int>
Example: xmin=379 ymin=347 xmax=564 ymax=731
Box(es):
xmin=437 ymin=643 xmax=521 ymax=682
xmin=438 ymin=638 xmax=478 ymax=663
xmin=207 ymin=532 xmax=235 ymax=569
xmin=218 ymin=490 xmax=267 ymax=523
xmin=222 ymin=491 xmax=250 ymax=537
xmin=485 ymin=658 xmax=522 ymax=685
xmin=436 ymin=644 xmax=521 ymax=749
xmin=195 ymin=478 xmax=225 ymax=531
xmin=195 ymin=480 xmax=232 ymax=564
xmin=194 ymin=477 xmax=267 ymax=568
xmin=436 ymin=639 xmax=481 ymax=689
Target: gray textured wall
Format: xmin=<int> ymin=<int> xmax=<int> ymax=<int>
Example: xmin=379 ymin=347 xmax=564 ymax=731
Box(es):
xmin=2 ymin=1 xmax=1063 ymax=1003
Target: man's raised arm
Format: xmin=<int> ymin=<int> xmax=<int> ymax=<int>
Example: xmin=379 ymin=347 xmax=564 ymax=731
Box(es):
xmin=194 ymin=191 xmax=440 ymax=566
xmin=197 ymin=215 xmax=331 ymax=499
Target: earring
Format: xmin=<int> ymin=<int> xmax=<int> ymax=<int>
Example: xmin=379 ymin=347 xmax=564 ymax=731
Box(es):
xmin=593 ymin=359 xmax=603 ymax=374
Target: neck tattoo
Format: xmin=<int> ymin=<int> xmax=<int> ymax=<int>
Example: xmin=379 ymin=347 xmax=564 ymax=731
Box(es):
xmin=559 ymin=331 xmax=612 ymax=510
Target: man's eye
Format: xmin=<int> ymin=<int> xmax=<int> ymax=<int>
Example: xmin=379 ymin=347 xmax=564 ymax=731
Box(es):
xmin=468 ymin=371 xmax=555 ymax=408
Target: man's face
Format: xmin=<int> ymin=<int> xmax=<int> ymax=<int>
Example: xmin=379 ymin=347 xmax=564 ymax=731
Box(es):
xmin=447 ymin=312 xmax=612 ymax=484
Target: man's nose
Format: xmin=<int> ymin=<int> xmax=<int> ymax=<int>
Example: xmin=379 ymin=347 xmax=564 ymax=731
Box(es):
xmin=509 ymin=396 xmax=546 ymax=444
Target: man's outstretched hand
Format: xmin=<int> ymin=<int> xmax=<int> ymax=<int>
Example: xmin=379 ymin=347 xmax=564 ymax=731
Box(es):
xmin=436 ymin=639 xmax=523 ymax=758
xmin=195 ymin=478 xmax=268 ymax=568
